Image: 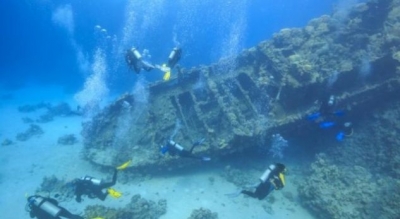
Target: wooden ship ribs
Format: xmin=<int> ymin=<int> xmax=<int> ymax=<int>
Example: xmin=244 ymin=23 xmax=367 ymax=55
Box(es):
xmin=82 ymin=0 xmax=400 ymax=170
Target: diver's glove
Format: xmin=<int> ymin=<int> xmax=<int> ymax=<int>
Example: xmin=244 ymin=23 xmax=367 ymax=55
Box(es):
xmin=336 ymin=132 xmax=345 ymax=141
xmin=160 ymin=145 xmax=169 ymax=155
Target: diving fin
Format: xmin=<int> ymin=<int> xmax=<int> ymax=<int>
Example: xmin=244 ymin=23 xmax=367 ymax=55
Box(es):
xmin=107 ymin=188 xmax=122 ymax=198
xmin=193 ymin=138 xmax=205 ymax=147
xmin=163 ymin=71 xmax=171 ymax=81
xmin=116 ymin=160 xmax=131 ymax=170
xmin=279 ymin=173 xmax=285 ymax=186
xmin=225 ymin=189 xmax=242 ymax=198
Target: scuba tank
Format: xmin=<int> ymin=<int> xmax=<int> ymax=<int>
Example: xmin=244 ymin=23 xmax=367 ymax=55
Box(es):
xmin=328 ymin=95 xmax=335 ymax=107
xmin=29 ymin=196 xmax=62 ymax=217
xmin=131 ymin=48 xmax=142 ymax=60
xmin=168 ymin=47 xmax=181 ymax=68
xmin=81 ymin=176 xmax=102 ymax=186
xmin=259 ymin=164 xmax=276 ymax=183
xmin=168 ymin=140 xmax=184 ymax=151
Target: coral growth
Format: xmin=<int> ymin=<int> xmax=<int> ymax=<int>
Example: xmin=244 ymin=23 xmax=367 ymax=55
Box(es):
xmin=84 ymin=194 xmax=167 ymax=219
xmin=57 ymin=134 xmax=78 ymax=145
xmin=187 ymin=208 xmax=218 ymax=219
xmin=16 ymin=124 xmax=44 ymax=141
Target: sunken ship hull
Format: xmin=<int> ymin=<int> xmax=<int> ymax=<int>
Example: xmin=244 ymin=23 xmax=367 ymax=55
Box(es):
xmin=82 ymin=0 xmax=400 ymax=170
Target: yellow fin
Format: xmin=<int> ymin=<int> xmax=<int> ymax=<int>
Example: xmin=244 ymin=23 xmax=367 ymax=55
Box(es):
xmin=116 ymin=160 xmax=131 ymax=170
xmin=163 ymin=71 xmax=171 ymax=81
xmin=92 ymin=217 xmax=104 ymax=219
xmin=107 ymin=188 xmax=122 ymax=198
xmin=279 ymin=173 xmax=285 ymax=186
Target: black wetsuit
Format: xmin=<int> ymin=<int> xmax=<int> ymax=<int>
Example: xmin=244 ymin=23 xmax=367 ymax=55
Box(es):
xmin=241 ymin=164 xmax=285 ymax=200
xmin=165 ymin=141 xmax=209 ymax=161
xmin=125 ymin=49 xmax=154 ymax=73
xmin=27 ymin=195 xmax=83 ymax=219
xmin=74 ymin=169 xmax=117 ymax=202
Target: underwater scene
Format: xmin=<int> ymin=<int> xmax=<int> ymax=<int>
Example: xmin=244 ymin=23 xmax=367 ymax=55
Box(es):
xmin=1 ymin=0 xmax=400 ymax=218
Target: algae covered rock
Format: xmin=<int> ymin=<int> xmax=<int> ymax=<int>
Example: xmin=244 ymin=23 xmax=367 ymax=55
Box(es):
xmin=35 ymin=175 xmax=75 ymax=202
xmin=57 ymin=134 xmax=78 ymax=145
xmin=187 ymin=207 xmax=218 ymax=219
xmin=298 ymin=154 xmax=380 ymax=219
xmin=84 ymin=194 xmax=167 ymax=219
xmin=16 ymin=124 xmax=44 ymax=141
xmin=2 ymin=138 xmax=13 ymax=146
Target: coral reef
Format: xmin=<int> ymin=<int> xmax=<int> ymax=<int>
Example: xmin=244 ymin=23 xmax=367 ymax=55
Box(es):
xmin=299 ymin=148 xmax=400 ymax=219
xmin=1 ymin=138 xmax=13 ymax=146
xmin=16 ymin=124 xmax=44 ymax=141
xmin=18 ymin=102 xmax=51 ymax=113
xmin=57 ymin=134 xmax=78 ymax=145
xmin=36 ymin=175 xmax=75 ymax=202
xmin=37 ymin=102 xmax=81 ymax=123
xmin=84 ymin=194 xmax=167 ymax=219
xmin=187 ymin=208 xmax=218 ymax=219
xmin=298 ymin=97 xmax=400 ymax=218
xmin=18 ymin=102 xmax=80 ymax=123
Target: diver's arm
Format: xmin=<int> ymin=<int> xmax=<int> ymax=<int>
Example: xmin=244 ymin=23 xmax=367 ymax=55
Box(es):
xmin=142 ymin=61 xmax=155 ymax=71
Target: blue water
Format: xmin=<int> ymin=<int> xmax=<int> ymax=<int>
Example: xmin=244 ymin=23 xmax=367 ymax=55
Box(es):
xmin=0 ymin=0 xmax=344 ymax=93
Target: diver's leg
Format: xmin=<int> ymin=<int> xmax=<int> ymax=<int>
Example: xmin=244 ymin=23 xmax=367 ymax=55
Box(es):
xmin=255 ymin=183 xmax=274 ymax=200
xmin=189 ymin=145 xmax=197 ymax=153
xmin=98 ymin=191 xmax=108 ymax=201
xmin=100 ymin=169 xmax=117 ymax=188
xmin=179 ymin=150 xmax=192 ymax=158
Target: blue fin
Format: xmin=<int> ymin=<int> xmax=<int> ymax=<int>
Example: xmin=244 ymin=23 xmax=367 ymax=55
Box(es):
xmin=336 ymin=132 xmax=344 ymax=141
xmin=333 ymin=110 xmax=345 ymax=116
xmin=319 ymin=121 xmax=335 ymax=129
xmin=160 ymin=145 xmax=169 ymax=154
xmin=307 ymin=112 xmax=321 ymax=121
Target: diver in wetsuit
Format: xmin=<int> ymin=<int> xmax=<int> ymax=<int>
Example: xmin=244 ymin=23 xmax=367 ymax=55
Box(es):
xmin=160 ymin=139 xmax=211 ymax=161
xmin=227 ymin=163 xmax=286 ymax=200
xmin=72 ymin=168 xmax=119 ymax=202
xmin=26 ymin=195 xmax=83 ymax=219
xmin=125 ymin=47 xmax=182 ymax=74
xmin=307 ymin=95 xmax=353 ymax=141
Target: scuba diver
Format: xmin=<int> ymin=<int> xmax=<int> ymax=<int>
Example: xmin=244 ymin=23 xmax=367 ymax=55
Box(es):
xmin=26 ymin=195 xmax=83 ymax=219
xmin=160 ymin=138 xmax=211 ymax=161
xmin=72 ymin=160 xmax=131 ymax=202
xmin=226 ymin=163 xmax=286 ymax=200
xmin=125 ymin=47 xmax=182 ymax=80
xmin=307 ymin=95 xmax=353 ymax=141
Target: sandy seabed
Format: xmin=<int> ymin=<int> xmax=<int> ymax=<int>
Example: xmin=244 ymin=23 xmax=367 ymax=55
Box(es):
xmin=0 ymin=86 xmax=316 ymax=219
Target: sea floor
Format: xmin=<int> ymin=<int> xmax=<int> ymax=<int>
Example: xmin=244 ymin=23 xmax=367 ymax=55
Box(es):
xmin=0 ymin=85 xmax=316 ymax=219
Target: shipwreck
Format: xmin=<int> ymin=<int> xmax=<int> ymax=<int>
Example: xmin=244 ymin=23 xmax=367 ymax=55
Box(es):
xmin=82 ymin=0 xmax=400 ymax=171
